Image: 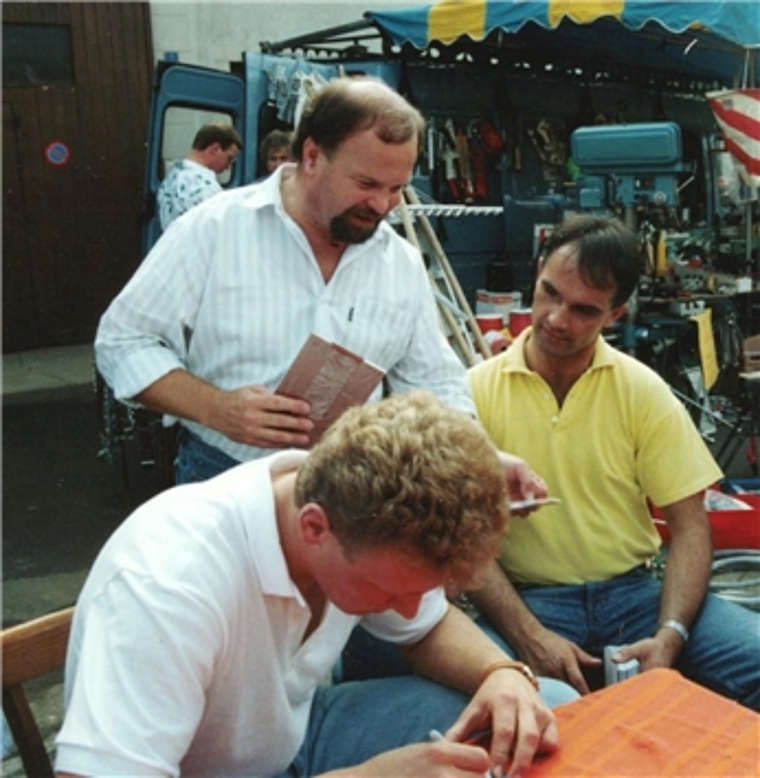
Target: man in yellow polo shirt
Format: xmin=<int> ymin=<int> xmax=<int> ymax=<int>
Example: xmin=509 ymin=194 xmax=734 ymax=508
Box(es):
xmin=468 ymin=214 xmax=759 ymax=711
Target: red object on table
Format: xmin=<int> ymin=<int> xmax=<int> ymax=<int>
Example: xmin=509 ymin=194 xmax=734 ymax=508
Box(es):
xmin=530 ymin=669 xmax=759 ymax=776
xmin=651 ymin=490 xmax=760 ymax=550
xmin=476 ymin=314 xmax=504 ymax=334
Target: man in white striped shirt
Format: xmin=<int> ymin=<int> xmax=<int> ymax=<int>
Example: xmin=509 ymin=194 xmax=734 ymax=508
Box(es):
xmin=96 ymin=76 xmax=538 ymax=494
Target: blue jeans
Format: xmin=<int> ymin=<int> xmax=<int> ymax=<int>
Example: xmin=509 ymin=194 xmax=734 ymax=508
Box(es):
xmin=340 ymin=567 xmax=760 ymax=711
xmin=174 ymin=428 xmax=240 ymax=484
xmin=476 ymin=567 xmax=760 ymax=711
xmin=337 ymin=628 xmax=579 ymax=709
xmin=280 ymin=677 xmax=470 ymax=776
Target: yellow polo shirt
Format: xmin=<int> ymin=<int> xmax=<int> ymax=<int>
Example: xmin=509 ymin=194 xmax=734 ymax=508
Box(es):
xmin=468 ymin=330 xmax=722 ymax=585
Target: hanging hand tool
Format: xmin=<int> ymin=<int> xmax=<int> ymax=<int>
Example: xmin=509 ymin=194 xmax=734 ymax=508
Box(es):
xmin=441 ymin=119 xmax=462 ymax=201
xmin=514 ymin=109 xmax=524 ymax=171
xmin=455 ymin=124 xmax=474 ymax=203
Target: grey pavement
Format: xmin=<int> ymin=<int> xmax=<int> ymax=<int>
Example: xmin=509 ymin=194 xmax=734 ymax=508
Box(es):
xmin=2 ymin=343 xmax=164 ymax=774
xmin=2 ymin=343 xmax=94 ymax=399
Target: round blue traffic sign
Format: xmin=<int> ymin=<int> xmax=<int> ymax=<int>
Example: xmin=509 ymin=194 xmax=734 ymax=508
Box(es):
xmin=45 ymin=141 xmax=71 ymax=167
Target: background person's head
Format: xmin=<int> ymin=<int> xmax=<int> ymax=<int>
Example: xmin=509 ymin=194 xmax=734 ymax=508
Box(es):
xmin=190 ymin=123 xmax=243 ymax=174
xmin=259 ymin=129 xmax=294 ymax=174
xmin=295 ymin=391 xmax=509 ymax=591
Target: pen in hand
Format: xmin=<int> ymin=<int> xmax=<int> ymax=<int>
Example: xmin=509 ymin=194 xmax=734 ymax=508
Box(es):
xmin=428 ymin=729 xmax=498 ymax=778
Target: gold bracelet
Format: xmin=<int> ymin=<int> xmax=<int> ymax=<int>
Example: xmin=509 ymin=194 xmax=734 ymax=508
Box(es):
xmin=480 ymin=659 xmax=540 ymax=691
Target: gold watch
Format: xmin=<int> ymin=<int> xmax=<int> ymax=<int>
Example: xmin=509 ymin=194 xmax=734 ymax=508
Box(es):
xmin=480 ymin=659 xmax=540 ymax=691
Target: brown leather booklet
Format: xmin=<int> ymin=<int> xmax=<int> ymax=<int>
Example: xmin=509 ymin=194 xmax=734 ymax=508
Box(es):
xmin=276 ymin=334 xmax=385 ymax=447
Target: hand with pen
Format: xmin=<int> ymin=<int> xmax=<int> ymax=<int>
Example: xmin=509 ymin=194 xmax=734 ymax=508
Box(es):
xmin=440 ymin=663 xmax=559 ymax=778
xmin=320 ymin=659 xmax=557 ymax=778
xmin=320 ymin=737 xmax=496 ymax=777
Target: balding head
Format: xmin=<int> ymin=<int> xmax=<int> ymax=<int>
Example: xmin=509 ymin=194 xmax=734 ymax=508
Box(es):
xmin=291 ymin=76 xmax=425 ymax=162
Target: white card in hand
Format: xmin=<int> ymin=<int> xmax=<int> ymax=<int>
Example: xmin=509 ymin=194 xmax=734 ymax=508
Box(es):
xmin=509 ymin=497 xmax=561 ymax=511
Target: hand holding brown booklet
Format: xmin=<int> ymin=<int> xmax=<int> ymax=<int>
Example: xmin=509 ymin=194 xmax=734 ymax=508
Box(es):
xmin=275 ymin=334 xmax=385 ymax=447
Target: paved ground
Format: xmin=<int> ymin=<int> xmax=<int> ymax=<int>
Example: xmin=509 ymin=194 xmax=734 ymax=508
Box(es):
xmin=2 ymin=344 xmax=758 ymax=774
xmin=3 ymin=359 xmax=163 ymax=628
xmin=2 ymin=345 xmax=164 ymax=774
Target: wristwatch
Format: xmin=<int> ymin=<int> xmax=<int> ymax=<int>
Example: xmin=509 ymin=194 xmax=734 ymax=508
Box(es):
xmin=480 ymin=659 xmax=540 ymax=691
xmin=658 ymin=619 xmax=690 ymax=643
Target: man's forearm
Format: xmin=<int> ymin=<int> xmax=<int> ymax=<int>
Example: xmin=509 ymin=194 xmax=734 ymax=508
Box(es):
xmin=136 ymin=369 xmax=221 ymax=428
xmin=400 ymin=604 xmax=508 ymax=694
xmin=467 ymin=561 xmax=545 ymax=658
xmin=658 ymin=493 xmax=713 ymax=637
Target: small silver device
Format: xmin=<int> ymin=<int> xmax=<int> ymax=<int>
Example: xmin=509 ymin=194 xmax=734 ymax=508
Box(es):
xmin=604 ymin=645 xmax=640 ymax=686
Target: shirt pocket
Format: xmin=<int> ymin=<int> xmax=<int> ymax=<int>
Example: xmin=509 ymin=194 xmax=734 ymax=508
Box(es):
xmin=331 ymin=293 xmax=416 ymax=370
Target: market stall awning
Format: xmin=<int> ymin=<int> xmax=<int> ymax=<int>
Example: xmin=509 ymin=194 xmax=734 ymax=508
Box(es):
xmin=365 ymin=0 xmax=759 ymax=87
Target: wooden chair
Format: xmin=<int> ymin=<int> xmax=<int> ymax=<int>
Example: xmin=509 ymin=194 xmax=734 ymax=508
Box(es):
xmin=2 ymin=607 xmax=74 ymax=778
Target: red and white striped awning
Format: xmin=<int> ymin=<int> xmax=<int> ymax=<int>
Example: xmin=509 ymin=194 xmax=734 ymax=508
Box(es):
xmin=707 ymin=89 xmax=760 ymax=188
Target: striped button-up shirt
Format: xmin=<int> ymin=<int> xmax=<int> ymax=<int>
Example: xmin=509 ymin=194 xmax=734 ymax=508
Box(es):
xmin=96 ymin=166 xmax=473 ymax=462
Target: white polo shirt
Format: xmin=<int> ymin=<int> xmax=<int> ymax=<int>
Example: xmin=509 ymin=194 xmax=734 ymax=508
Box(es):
xmin=55 ymin=452 xmax=447 ymax=777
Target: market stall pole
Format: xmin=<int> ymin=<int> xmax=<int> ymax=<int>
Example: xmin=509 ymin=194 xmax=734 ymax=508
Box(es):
xmin=398 ymin=186 xmax=492 ymax=366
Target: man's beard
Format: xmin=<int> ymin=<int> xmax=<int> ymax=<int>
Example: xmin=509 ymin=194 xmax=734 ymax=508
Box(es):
xmin=329 ymin=207 xmax=383 ymax=244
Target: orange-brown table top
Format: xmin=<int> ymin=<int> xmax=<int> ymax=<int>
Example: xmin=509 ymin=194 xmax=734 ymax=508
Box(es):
xmin=530 ymin=668 xmax=759 ymax=776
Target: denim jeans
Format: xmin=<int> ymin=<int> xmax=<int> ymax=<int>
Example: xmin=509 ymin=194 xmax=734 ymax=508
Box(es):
xmin=174 ymin=428 xmax=240 ymax=484
xmin=280 ymin=677 xmax=470 ymax=776
xmin=476 ymin=567 xmax=760 ymax=711
xmin=337 ymin=626 xmax=579 ymax=709
xmin=340 ymin=566 xmax=760 ymax=711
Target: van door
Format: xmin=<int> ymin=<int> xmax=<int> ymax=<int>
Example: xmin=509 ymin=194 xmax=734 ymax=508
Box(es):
xmin=143 ymin=53 xmax=401 ymax=255
xmin=142 ymin=60 xmax=246 ymax=254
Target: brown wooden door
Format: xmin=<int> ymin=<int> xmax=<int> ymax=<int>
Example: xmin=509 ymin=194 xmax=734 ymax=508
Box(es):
xmin=2 ymin=2 xmax=154 ymax=352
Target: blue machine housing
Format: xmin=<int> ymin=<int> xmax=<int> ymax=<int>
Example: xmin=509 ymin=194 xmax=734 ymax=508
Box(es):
xmin=571 ymin=122 xmax=687 ymax=209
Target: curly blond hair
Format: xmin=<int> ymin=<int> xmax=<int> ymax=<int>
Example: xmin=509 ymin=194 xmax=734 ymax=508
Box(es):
xmin=295 ymin=391 xmax=508 ymax=587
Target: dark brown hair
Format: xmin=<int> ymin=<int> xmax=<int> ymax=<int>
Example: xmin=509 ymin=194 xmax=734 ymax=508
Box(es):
xmin=192 ymin=123 xmax=243 ymax=152
xmin=291 ymin=76 xmax=424 ymax=162
xmin=540 ymin=215 xmax=643 ymax=307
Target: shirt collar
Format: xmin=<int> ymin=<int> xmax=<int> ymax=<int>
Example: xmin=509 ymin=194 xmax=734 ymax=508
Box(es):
xmin=498 ymin=328 xmax=532 ymax=374
xmin=250 ymin=450 xmax=309 ymax=603
xmin=248 ymin=162 xmax=292 ymax=210
xmin=498 ymin=328 xmax=616 ymax=375
xmin=177 ymin=158 xmax=210 ymax=173
xmin=247 ymin=163 xmax=393 ymax=256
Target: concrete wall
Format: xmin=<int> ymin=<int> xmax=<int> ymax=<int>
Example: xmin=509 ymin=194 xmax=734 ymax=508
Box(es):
xmin=149 ymin=0 xmax=416 ymax=71
xmin=147 ymin=2 xmax=418 ymax=183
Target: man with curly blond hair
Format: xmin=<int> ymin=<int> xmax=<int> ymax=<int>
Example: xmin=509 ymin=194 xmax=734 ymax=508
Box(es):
xmin=56 ymin=392 xmax=568 ymax=778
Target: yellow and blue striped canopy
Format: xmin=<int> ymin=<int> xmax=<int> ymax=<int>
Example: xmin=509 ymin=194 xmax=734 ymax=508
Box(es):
xmin=365 ymin=0 xmax=758 ymax=86
xmin=367 ymin=0 xmax=758 ymax=49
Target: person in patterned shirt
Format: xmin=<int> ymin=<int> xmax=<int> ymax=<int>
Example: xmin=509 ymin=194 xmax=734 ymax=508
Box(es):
xmin=157 ymin=123 xmax=242 ymax=230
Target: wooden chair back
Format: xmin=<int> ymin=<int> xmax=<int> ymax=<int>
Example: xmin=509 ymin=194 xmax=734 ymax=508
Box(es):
xmin=2 ymin=607 xmax=74 ymax=778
